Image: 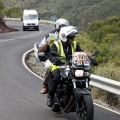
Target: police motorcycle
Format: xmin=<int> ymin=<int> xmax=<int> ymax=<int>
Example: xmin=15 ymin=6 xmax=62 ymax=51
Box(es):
xmin=47 ymin=50 xmax=99 ymax=120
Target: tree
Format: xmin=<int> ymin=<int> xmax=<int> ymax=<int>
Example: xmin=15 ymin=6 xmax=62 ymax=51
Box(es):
xmin=5 ymin=7 xmax=22 ymax=18
xmin=0 ymin=0 xmax=4 ymax=17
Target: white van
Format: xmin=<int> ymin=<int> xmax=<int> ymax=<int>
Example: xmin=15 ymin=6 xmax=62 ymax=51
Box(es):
xmin=21 ymin=9 xmax=40 ymax=31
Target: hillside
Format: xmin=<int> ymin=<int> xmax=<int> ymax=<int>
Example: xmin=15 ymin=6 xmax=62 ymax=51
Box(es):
xmin=2 ymin=0 xmax=120 ymax=31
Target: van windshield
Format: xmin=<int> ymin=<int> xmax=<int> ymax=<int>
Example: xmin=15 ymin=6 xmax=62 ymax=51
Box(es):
xmin=24 ymin=14 xmax=38 ymax=20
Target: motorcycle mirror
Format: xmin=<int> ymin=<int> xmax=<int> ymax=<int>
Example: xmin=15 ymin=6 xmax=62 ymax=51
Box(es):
xmin=91 ymin=50 xmax=99 ymax=57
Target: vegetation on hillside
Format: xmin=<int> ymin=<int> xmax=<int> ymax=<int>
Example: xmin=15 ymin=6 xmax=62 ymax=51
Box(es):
xmin=2 ymin=0 xmax=120 ymax=31
xmin=77 ymin=16 xmax=120 ymax=65
xmin=0 ymin=0 xmax=4 ymax=17
xmin=75 ymin=16 xmax=120 ymax=111
xmin=88 ymin=16 xmax=120 ymax=66
xmin=5 ymin=7 xmax=22 ymax=18
xmin=0 ymin=0 xmax=21 ymax=18
xmin=76 ymin=16 xmax=120 ymax=80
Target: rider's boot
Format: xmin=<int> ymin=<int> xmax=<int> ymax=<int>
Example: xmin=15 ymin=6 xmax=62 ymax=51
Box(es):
xmin=47 ymin=81 xmax=60 ymax=107
xmin=47 ymin=94 xmax=53 ymax=107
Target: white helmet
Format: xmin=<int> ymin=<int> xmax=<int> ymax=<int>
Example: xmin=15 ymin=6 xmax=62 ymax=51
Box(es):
xmin=59 ymin=26 xmax=79 ymax=42
xmin=55 ymin=18 xmax=69 ymax=31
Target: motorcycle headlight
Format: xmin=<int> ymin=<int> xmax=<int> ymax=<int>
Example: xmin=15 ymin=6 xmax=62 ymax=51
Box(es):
xmin=75 ymin=70 xmax=84 ymax=77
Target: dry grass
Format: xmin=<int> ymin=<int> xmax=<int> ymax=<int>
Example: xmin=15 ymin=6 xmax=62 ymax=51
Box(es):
xmin=25 ymin=52 xmax=44 ymax=78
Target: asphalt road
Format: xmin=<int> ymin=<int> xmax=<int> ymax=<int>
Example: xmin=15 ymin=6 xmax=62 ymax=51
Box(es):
xmin=0 ymin=21 xmax=119 ymax=120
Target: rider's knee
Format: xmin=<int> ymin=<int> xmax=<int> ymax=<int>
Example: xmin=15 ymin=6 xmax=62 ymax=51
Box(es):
xmin=45 ymin=60 xmax=52 ymax=70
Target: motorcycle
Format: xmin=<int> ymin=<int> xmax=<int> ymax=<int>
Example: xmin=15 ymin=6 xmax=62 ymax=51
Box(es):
xmin=48 ymin=50 xmax=99 ymax=120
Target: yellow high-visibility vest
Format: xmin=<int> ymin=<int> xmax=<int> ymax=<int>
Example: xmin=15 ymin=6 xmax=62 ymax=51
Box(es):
xmin=51 ymin=39 xmax=77 ymax=72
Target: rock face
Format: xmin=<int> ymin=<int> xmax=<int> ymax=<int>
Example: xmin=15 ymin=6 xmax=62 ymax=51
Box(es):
xmin=0 ymin=18 xmax=17 ymax=33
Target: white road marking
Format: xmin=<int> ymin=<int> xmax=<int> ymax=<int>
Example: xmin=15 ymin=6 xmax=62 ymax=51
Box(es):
xmin=0 ymin=30 xmax=42 ymax=42
xmin=94 ymin=103 xmax=120 ymax=115
xmin=22 ymin=48 xmax=43 ymax=81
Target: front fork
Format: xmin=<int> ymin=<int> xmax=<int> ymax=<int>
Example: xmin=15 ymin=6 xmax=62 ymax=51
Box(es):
xmin=72 ymin=78 xmax=90 ymax=102
xmin=86 ymin=78 xmax=89 ymax=88
xmin=73 ymin=78 xmax=89 ymax=89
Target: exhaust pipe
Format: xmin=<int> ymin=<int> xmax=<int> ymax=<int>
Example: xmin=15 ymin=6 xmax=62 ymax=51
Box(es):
xmin=63 ymin=95 xmax=75 ymax=113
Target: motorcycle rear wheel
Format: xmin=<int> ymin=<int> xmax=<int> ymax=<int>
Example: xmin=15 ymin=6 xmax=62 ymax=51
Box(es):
xmin=76 ymin=95 xmax=94 ymax=120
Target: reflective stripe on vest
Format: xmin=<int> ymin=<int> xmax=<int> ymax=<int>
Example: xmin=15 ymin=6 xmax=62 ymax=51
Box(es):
xmin=51 ymin=39 xmax=77 ymax=72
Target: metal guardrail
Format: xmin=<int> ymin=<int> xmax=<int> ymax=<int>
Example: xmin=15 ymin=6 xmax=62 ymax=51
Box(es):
xmin=40 ymin=20 xmax=55 ymax=24
xmin=4 ymin=18 xmax=55 ymax=25
xmin=5 ymin=18 xmax=120 ymax=96
xmin=90 ymin=74 xmax=120 ymax=95
xmin=4 ymin=18 xmax=21 ymax=21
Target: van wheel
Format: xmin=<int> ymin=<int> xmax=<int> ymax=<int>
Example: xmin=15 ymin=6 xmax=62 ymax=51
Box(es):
xmin=36 ymin=26 xmax=39 ymax=31
xmin=23 ymin=26 xmax=26 ymax=31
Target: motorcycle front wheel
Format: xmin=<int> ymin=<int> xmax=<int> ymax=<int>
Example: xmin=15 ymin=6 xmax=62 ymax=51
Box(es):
xmin=76 ymin=95 xmax=94 ymax=120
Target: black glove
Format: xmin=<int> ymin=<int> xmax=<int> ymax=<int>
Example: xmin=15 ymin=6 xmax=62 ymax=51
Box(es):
xmin=54 ymin=58 xmax=64 ymax=65
xmin=90 ymin=58 xmax=99 ymax=66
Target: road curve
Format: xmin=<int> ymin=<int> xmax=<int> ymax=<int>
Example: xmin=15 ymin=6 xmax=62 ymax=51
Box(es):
xmin=0 ymin=21 xmax=119 ymax=120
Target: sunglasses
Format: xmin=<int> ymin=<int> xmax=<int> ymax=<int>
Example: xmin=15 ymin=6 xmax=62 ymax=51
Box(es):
xmin=59 ymin=24 xmax=68 ymax=28
xmin=67 ymin=36 xmax=75 ymax=40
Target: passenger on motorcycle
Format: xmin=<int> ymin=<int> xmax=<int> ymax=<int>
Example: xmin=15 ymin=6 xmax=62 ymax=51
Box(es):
xmin=36 ymin=18 xmax=69 ymax=94
xmin=47 ymin=26 xmax=83 ymax=107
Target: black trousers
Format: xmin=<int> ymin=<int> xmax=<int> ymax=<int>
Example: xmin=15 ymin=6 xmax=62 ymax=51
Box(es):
xmin=48 ymin=68 xmax=61 ymax=97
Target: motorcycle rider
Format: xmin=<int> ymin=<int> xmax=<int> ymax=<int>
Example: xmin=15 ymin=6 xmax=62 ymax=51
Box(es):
xmin=47 ymin=26 xmax=84 ymax=107
xmin=37 ymin=18 xmax=69 ymax=94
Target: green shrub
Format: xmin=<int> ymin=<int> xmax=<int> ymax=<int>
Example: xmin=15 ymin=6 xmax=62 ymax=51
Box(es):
xmin=84 ymin=16 xmax=120 ymax=66
xmin=94 ymin=63 xmax=120 ymax=81
xmin=5 ymin=7 xmax=22 ymax=18
xmin=0 ymin=0 xmax=4 ymax=17
xmin=105 ymin=16 xmax=120 ymax=25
